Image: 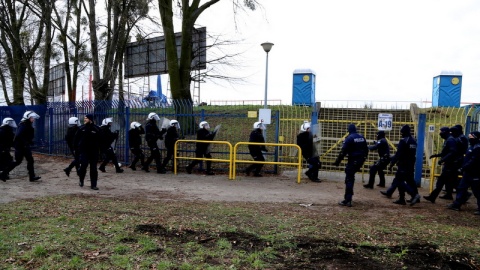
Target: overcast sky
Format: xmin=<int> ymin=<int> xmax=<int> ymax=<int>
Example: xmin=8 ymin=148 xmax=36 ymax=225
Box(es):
xmin=172 ymin=0 xmax=480 ymax=106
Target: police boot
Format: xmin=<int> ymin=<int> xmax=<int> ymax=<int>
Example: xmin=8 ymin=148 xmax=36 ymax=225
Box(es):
xmin=29 ymin=176 xmax=41 ymax=182
xmin=0 ymin=173 xmax=7 ymax=182
xmin=439 ymin=194 xmax=453 ymax=200
xmin=64 ymin=167 xmax=71 ymax=177
xmin=423 ymin=195 xmax=435 ymax=203
xmin=380 ymin=190 xmax=392 ymax=198
xmin=98 ymin=166 xmax=106 ymax=173
xmin=338 ymin=200 xmax=352 ymax=207
xmin=393 ymin=198 xmax=406 ymax=205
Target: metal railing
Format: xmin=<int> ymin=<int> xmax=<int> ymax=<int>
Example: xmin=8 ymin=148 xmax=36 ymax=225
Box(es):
xmin=174 ymin=140 xmax=234 ymax=179
xmin=233 ymin=142 xmax=303 ymax=183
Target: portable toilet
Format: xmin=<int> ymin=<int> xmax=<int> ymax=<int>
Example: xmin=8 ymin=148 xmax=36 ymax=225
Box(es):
xmin=432 ymin=70 xmax=462 ymax=107
xmin=292 ymin=69 xmax=315 ymax=106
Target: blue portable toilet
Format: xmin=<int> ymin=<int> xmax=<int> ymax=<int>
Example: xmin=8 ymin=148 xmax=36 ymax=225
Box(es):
xmin=432 ymin=70 xmax=462 ymax=107
xmin=292 ymin=69 xmax=315 ymax=106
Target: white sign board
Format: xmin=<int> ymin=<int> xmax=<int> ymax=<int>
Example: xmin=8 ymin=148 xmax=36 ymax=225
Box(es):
xmin=377 ymin=113 xmax=393 ymax=131
xmin=259 ymin=109 xmax=272 ymax=125
xmin=428 ymin=125 xmax=435 ymax=133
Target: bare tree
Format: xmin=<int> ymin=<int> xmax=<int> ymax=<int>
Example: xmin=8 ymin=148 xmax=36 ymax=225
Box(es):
xmin=158 ymin=0 xmax=259 ymax=133
xmin=52 ymin=0 xmax=91 ymax=104
xmin=159 ymin=0 xmax=258 ymax=101
xmin=83 ymin=0 xmax=151 ymax=101
xmin=0 ymin=0 xmax=45 ymax=105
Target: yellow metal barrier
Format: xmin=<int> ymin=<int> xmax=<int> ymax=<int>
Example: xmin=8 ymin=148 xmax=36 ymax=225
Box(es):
xmin=233 ymin=142 xmax=303 ymax=183
xmin=174 ymin=140 xmax=234 ymax=179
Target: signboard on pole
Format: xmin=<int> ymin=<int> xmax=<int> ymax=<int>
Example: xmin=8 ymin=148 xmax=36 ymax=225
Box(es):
xmin=377 ymin=113 xmax=393 ymax=131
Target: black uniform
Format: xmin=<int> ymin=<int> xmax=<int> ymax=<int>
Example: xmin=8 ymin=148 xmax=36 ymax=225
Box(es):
xmin=450 ymin=125 xmax=467 ymax=191
xmin=186 ymin=127 xmax=216 ymax=175
xmin=0 ymin=120 xmax=40 ymax=181
xmin=98 ymin=124 xmax=123 ymax=173
xmin=142 ymin=119 xmax=166 ymax=173
xmin=246 ymin=128 xmax=267 ymax=177
xmin=0 ymin=124 xmax=15 ymax=180
xmin=382 ymin=125 xmax=420 ymax=205
xmin=454 ymin=124 xmax=469 ymax=155
xmin=297 ymin=130 xmax=321 ymax=182
xmin=74 ymin=121 xmax=101 ymax=189
xmin=364 ymin=131 xmax=390 ymax=188
xmin=64 ymin=125 xmax=80 ymax=176
xmin=334 ymin=124 xmax=368 ymax=205
xmin=128 ymin=126 xmax=145 ymax=170
xmin=448 ymin=131 xmax=480 ymax=212
xmin=161 ymin=125 xmax=180 ymax=172
xmin=424 ymin=127 xmax=463 ymax=202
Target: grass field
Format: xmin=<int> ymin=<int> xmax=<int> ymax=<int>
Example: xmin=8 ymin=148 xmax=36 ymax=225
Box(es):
xmin=1 ymin=195 xmax=479 ymax=269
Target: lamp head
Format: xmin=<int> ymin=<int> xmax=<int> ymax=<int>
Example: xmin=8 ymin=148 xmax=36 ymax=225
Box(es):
xmin=261 ymin=42 xmax=274 ymax=53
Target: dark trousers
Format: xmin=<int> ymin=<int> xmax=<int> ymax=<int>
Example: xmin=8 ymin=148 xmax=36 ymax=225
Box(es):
xmin=78 ymin=152 xmax=99 ymax=187
xmin=387 ymin=169 xmax=417 ymax=199
xmin=453 ymin=174 xmax=480 ymax=210
xmin=100 ymin=148 xmax=121 ymax=170
xmin=187 ymin=152 xmax=213 ymax=173
xmin=144 ymin=147 xmax=162 ymax=172
xmin=1 ymin=146 xmax=36 ymax=179
xmin=367 ymin=159 xmax=388 ymax=186
xmin=130 ymin=147 xmax=145 ymax=168
xmin=429 ymin=168 xmax=458 ymax=199
xmin=0 ymin=150 xmax=13 ymax=172
xmin=344 ymin=159 xmax=364 ymax=202
xmin=246 ymin=152 xmax=265 ymax=175
xmin=305 ymin=156 xmax=321 ymax=180
xmin=65 ymin=149 xmax=79 ymax=172
xmin=161 ymin=147 xmax=174 ymax=170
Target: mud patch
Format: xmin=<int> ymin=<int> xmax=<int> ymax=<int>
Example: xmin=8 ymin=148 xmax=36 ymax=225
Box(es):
xmin=135 ymin=224 xmax=478 ymax=269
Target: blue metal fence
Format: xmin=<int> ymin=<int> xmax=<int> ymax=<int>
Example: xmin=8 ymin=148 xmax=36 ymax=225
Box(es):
xmin=0 ymin=101 xmax=280 ymax=173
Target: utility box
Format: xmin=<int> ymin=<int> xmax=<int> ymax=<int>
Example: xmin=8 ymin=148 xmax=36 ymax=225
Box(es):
xmin=292 ymin=69 xmax=316 ymax=106
xmin=432 ymin=70 xmax=462 ymax=107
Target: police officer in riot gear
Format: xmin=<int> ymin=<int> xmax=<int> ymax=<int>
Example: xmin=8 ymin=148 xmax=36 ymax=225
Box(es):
xmin=64 ymin=117 xmax=80 ymax=177
xmin=454 ymin=124 xmax=469 ymax=155
xmin=142 ymin=112 xmax=167 ymax=173
xmin=447 ymin=131 xmax=480 ymax=214
xmin=186 ymin=121 xmax=216 ymax=175
xmin=160 ymin=119 xmax=181 ymax=173
xmin=0 ymin=111 xmax=41 ymax=182
xmin=0 ymin=118 xmax=16 ymax=181
xmin=246 ymin=121 xmax=268 ymax=177
xmin=98 ymin=117 xmax=123 ymax=173
xmin=74 ymin=114 xmax=101 ymax=189
xmin=423 ymin=126 xmax=463 ymax=202
xmin=380 ymin=125 xmax=421 ymax=206
xmin=297 ymin=121 xmax=322 ymax=182
xmin=128 ymin=122 xmax=145 ymax=171
xmin=364 ymin=130 xmax=390 ymax=189
xmin=334 ymin=124 xmax=368 ymax=206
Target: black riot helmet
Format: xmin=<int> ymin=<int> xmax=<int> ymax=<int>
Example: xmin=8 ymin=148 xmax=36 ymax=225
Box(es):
xmin=400 ymin=125 xmax=411 ymax=138
xmin=376 ymin=131 xmax=385 ymax=140
xmin=347 ymin=124 xmax=357 ymax=134
xmin=468 ymin=131 xmax=480 ymax=146
xmin=450 ymin=126 xmax=461 ymax=138
xmin=439 ymin=127 xmax=450 ymax=139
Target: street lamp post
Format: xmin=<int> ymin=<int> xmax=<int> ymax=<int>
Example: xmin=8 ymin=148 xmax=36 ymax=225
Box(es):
xmin=261 ymin=42 xmax=273 ymax=140
xmin=261 ymin=42 xmax=274 ymax=109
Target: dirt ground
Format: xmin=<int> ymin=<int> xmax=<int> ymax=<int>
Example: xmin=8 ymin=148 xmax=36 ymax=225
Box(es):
xmin=0 ymin=154 xmax=400 ymax=205
xmin=0 ymin=154 xmax=476 ymax=209
xmin=2 ymin=155 xmax=480 ymax=269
